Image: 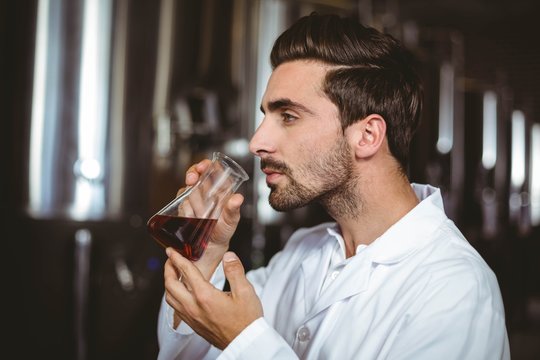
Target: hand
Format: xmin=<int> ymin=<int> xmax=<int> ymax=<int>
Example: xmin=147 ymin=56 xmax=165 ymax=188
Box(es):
xmin=164 ymin=248 xmax=263 ymax=350
xmin=181 ymin=159 xmax=245 ymax=279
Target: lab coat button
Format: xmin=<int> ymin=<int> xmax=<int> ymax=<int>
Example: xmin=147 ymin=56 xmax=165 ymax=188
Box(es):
xmin=330 ymin=270 xmax=340 ymax=280
xmin=297 ymin=325 xmax=310 ymax=342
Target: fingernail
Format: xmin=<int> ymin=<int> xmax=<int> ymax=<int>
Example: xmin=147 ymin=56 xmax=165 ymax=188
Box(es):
xmin=186 ymin=172 xmax=197 ymax=183
xmin=165 ymin=247 xmax=172 ymax=257
xmin=223 ymin=252 xmax=238 ymax=262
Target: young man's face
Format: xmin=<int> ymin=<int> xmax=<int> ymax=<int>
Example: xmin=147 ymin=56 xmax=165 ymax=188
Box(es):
xmin=249 ymin=60 xmax=354 ymax=211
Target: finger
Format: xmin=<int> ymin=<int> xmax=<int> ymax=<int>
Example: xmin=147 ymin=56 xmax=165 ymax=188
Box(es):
xmin=177 ymin=197 xmax=195 ymax=217
xmin=185 ymin=159 xmax=213 ymax=186
xmin=219 ymin=194 xmax=244 ymax=230
xmin=164 ymin=258 xmax=181 ymax=281
xmin=209 ymin=194 xmax=244 ymax=244
xmin=166 ymin=247 xmax=209 ymax=293
xmin=176 ymin=186 xmax=189 ymax=198
xmin=185 ymin=186 xmax=206 ymax=218
xmin=165 ymin=287 xmax=184 ymax=311
xmin=165 ymin=285 xmax=198 ymax=325
xmin=164 ymin=258 xmax=193 ymax=306
xmin=177 ymin=159 xmax=212 ymax=197
xmin=222 ymin=252 xmax=252 ymax=298
xmin=164 ymin=258 xmax=191 ymax=295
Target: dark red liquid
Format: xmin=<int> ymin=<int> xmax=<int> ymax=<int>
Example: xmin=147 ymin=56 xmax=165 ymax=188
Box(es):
xmin=147 ymin=215 xmax=217 ymax=261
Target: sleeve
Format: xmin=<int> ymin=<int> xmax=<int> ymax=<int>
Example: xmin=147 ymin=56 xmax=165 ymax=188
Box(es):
xmin=217 ymin=318 xmax=298 ymax=360
xmin=386 ymin=262 xmax=510 ymax=360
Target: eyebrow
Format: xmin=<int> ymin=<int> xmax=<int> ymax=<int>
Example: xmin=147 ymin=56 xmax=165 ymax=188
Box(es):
xmin=260 ymin=98 xmax=315 ymax=115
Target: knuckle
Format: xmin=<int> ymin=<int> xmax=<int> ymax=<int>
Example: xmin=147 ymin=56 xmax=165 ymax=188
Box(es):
xmin=199 ymin=159 xmax=212 ymax=167
xmin=237 ymin=283 xmax=254 ymax=297
xmin=183 ymin=302 xmax=199 ymax=317
xmin=187 ymin=163 xmax=199 ymax=173
xmin=226 ymin=261 xmax=244 ymax=273
xmin=165 ymin=292 xmax=177 ymax=308
xmin=164 ymin=277 xmax=176 ymax=290
xmin=194 ymin=288 xmax=212 ymax=305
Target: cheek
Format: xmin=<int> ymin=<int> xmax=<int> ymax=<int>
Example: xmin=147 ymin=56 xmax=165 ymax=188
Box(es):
xmin=298 ymin=134 xmax=337 ymax=157
xmin=292 ymin=141 xmax=327 ymax=175
xmin=293 ymin=141 xmax=317 ymax=164
xmin=303 ymin=135 xmax=350 ymax=175
xmin=287 ymin=125 xmax=342 ymax=172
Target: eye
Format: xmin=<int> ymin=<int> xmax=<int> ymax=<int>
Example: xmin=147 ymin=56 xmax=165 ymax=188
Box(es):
xmin=281 ymin=112 xmax=298 ymax=124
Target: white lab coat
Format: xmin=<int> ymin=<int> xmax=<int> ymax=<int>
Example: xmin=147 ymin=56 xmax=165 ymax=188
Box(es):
xmin=157 ymin=184 xmax=510 ymax=359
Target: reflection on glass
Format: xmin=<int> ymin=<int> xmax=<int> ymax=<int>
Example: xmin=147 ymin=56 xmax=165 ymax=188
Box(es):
xmin=152 ymin=0 xmax=175 ymax=166
xmin=71 ymin=0 xmax=112 ymax=219
xmin=530 ymin=124 xmax=540 ymax=226
xmin=437 ymin=62 xmax=454 ymax=154
xmin=511 ymin=110 xmax=526 ymax=189
xmin=482 ymin=91 xmax=497 ymax=170
xmin=29 ymin=0 xmax=56 ymax=216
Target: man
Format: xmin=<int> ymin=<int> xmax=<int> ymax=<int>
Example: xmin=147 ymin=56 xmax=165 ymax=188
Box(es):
xmin=157 ymin=13 xmax=509 ymax=359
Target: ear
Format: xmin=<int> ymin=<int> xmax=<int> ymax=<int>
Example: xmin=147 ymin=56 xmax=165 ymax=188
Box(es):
xmin=346 ymin=114 xmax=387 ymax=159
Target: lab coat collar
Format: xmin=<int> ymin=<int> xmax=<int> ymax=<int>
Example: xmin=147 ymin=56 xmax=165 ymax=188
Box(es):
xmin=367 ymin=183 xmax=447 ymax=265
xmin=322 ymin=183 xmax=447 ymax=265
xmin=302 ymin=227 xmax=371 ymax=320
xmin=305 ymin=184 xmax=448 ymax=320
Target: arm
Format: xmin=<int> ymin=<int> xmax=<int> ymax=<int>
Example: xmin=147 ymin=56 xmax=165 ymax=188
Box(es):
xmin=165 ymin=250 xmax=263 ymax=349
xmin=156 ymin=159 xmax=245 ymax=359
xmin=156 ymin=263 xmax=226 ymax=360
xmin=161 ymin=249 xmax=299 ymax=360
xmin=156 ymin=219 xmax=290 ymax=359
xmin=157 ymin=154 xmax=305 ymax=358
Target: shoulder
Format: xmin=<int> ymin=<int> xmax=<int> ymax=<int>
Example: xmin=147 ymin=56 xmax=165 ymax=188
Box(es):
xmin=414 ymin=219 xmax=504 ymax=313
xmin=428 ymin=219 xmax=494 ymax=278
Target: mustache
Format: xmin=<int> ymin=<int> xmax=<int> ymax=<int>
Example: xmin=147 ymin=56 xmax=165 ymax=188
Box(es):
xmin=260 ymin=158 xmax=291 ymax=174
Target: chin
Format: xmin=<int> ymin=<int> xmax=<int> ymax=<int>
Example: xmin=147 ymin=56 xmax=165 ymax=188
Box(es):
xmin=269 ymin=191 xmax=312 ymax=212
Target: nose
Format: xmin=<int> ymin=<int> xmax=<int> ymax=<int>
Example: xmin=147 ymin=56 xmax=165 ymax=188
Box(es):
xmin=249 ymin=118 xmax=276 ymax=157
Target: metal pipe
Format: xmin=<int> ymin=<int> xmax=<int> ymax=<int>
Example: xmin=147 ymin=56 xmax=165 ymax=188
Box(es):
xmin=74 ymin=228 xmax=92 ymax=360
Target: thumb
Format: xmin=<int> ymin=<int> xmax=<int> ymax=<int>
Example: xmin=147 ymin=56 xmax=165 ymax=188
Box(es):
xmin=222 ymin=252 xmax=250 ymax=296
xmin=220 ymin=194 xmax=244 ymax=229
xmin=212 ymin=194 xmax=244 ymax=244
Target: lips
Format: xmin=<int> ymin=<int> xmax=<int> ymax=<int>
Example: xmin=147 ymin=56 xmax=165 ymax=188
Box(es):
xmin=261 ymin=168 xmax=283 ymax=184
xmin=262 ymin=168 xmax=280 ymax=175
xmin=260 ymin=158 xmax=289 ymax=184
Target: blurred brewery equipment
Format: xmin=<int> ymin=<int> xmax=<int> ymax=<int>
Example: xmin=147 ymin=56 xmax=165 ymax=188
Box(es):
xmin=2 ymin=0 xmax=539 ymax=359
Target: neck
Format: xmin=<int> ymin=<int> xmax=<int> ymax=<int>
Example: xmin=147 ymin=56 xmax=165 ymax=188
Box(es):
xmin=322 ymin=166 xmax=419 ymax=258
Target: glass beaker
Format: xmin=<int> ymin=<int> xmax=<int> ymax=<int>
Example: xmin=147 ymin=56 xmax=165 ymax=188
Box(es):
xmin=147 ymin=152 xmax=249 ymax=261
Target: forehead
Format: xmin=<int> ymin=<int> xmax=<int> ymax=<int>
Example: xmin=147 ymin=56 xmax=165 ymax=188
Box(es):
xmin=263 ymin=60 xmax=329 ymax=103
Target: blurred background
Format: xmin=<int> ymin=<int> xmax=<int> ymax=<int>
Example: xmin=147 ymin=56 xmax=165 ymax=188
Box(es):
xmin=1 ymin=0 xmax=539 ymax=358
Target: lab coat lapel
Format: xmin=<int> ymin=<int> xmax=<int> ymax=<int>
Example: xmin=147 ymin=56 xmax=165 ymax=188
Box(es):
xmin=301 ymin=238 xmax=335 ymax=314
xmin=303 ymin=185 xmax=445 ymax=320
xmin=307 ymin=254 xmax=372 ymax=320
xmin=297 ymin=185 xmax=448 ymax=323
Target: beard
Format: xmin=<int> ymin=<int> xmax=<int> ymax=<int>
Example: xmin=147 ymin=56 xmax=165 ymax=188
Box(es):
xmin=262 ymin=135 xmax=360 ymax=219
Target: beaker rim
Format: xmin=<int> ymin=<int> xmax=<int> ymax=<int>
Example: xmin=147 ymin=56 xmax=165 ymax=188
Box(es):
xmin=213 ymin=152 xmax=250 ymax=181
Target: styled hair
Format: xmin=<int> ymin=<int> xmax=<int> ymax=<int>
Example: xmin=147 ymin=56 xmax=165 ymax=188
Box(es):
xmin=270 ymin=13 xmax=423 ymax=172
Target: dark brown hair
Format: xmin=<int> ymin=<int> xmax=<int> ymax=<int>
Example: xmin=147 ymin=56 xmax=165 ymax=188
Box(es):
xmin=270 ymin=13 xmax=423 ymax=172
